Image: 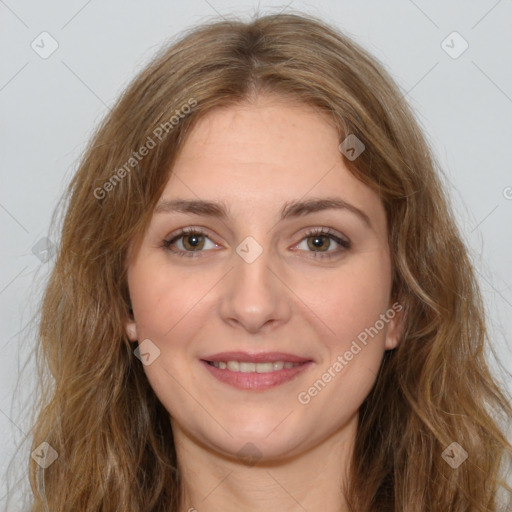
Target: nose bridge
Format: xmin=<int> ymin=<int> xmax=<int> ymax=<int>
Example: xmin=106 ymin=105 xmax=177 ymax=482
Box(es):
xmin=234 ymin=238 xmax=272 ymax=291
xmin=219 ymin=235 xmax=291 ymax=332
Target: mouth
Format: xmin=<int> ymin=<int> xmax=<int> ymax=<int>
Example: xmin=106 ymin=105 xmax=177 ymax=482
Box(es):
xmin=200 ymin=351 xmax=313 ymax=390
xmin=205 ymin=360 xmax=303 ymax=372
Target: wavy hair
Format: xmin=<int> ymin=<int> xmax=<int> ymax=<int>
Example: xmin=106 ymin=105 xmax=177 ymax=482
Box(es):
xmin=25 ymin=11 xmax=512 ymax=511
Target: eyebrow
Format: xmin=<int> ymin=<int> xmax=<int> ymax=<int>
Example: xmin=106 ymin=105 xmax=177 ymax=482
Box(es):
xmin=154 ymin=197 xmax=372 ymax=228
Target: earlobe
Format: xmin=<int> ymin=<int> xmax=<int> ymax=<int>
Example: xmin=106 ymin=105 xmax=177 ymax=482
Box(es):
xmin=384 ymin=302 xmax=405 ymax=350
xmin=125 ymin=320 xmax=138 ymax=342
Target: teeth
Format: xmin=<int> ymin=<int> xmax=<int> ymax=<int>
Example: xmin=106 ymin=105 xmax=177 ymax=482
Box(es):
xmin=239 ymin=362 xmax=255 ymax=372
xmin=256 ymin=362 xmax=274 ymax=373
xmin=210 ymin=360 xmax=302 ymax=373
xmin=227 ymin=361 xmax=239 ymax=371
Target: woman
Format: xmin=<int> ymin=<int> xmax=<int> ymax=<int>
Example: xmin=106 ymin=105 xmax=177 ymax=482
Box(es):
xmin=28 ymin=12 xmax=511 ymax=511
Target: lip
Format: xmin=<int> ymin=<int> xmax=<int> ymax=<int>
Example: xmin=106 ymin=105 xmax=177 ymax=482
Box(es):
xmin=201 ymin=351 xmax=312 ymax=364
xmin=200 ymin=352 xmax=314 ymax=391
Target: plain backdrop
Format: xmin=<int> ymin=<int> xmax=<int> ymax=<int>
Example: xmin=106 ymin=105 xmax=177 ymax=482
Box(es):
xmin=1 ymin=0 xmax=511 ymax=508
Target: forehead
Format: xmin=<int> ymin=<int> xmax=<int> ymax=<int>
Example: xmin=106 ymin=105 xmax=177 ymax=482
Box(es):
xmin=173 ymin=95 xmax=338 ymax=185
xmin=158 ymin=95 xmax=385 ymax=231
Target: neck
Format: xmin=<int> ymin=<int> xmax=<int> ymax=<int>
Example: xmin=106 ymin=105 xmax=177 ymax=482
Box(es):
xmin=173 ymin=414 xmax=357 ymax=512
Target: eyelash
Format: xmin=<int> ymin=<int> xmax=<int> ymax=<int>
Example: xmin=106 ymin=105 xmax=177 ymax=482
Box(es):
xmin=162 ymin=227 xmax=351 ymax=259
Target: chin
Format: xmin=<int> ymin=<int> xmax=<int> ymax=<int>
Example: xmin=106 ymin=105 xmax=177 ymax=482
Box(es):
xmin=198 ymin=420 xmax=315 ymax=464
xmin=214 ymin=436 xmax=304 ymax=465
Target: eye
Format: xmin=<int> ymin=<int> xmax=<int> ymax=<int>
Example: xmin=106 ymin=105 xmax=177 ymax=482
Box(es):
xmin=295 ymin=228 xmax=351 ymax=258
xmin=163 ymin=226 xmax=351 ymax=259
xmin=163 ymin=227 xmax=219 ymax=257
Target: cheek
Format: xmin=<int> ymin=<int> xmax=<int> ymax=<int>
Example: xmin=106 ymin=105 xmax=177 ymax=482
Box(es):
xmin=294 ymin=253 xmax=392 ymax=415
xmin=299 ymin=249 xmax=392 ymax=352
xmin=128 ymin=261 xmax=194 ymax=338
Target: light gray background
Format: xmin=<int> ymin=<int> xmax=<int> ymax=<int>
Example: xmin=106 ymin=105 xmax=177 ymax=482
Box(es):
xmin=1 ymin=0 xmax=511 ymax=508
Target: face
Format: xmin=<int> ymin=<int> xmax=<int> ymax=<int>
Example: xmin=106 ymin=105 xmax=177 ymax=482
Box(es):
xmin=125 ymin=94 xmax=402 ymax=462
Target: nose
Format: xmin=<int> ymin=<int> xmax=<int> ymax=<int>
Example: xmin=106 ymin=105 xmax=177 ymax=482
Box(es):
xmin=218 ymin=242 xmax=292 ymax=334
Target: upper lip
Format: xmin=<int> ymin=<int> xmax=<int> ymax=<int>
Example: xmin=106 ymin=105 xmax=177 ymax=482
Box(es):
xmin=201 ymin=351 xmax=312 ymax=364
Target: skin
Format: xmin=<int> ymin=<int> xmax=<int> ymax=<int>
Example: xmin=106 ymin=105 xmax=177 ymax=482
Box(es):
xmin=125 ymin=93 xmax=403 ymax=512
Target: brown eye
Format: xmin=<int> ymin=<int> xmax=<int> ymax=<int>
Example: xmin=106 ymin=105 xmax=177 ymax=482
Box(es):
xmin=182 ymin=233 xmax=205 ymax=251
xmin=163 ymin=228 xmax=218 ymax=257
xmin=296 ymin=228 xmax=351 ymax=258
xmin=306 ymin=234 xmax=331 ymax=252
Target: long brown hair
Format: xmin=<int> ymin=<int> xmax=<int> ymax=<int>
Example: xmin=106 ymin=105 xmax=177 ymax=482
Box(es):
xmin=24 ymin=11 xmax=512 ymax=511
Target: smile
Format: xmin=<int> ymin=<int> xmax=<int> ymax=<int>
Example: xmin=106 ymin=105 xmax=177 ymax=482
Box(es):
xmin=201 ymin=359 xmax=312 ymax=390
xmin=207 ymin=360 xmax=302 ymax=373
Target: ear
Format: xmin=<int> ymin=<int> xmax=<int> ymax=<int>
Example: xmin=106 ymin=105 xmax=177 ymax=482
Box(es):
xmin=125 ymin=309 xmax=138 ymax=342
xmin=384 ymin=300 xmax=405 ymax=350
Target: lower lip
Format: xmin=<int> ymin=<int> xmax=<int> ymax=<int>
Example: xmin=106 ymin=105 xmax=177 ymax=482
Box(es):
xmin=200 ymin=360 xmax=313 ymax=390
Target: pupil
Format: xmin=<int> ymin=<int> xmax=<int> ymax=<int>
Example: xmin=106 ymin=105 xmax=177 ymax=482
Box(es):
xmin=185 ymin=234 xmax=203 ymax=250
xmin=309 ymin=236 xmax=328 ymax=251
